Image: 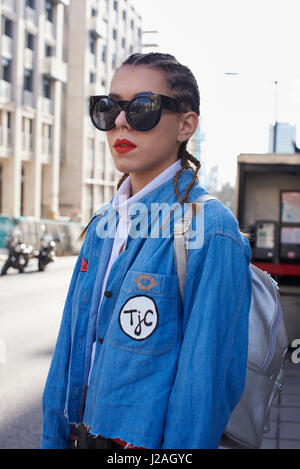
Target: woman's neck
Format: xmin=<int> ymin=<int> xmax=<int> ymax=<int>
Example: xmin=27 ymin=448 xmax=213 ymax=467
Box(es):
xmin=129 ymin=158 xmax=179 ymax=196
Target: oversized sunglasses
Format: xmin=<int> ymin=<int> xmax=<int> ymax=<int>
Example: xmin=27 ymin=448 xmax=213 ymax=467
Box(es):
xmin=89 ymin=93 xmax=181 ymax=131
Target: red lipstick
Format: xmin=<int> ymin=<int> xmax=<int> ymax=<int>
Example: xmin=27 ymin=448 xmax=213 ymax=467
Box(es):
xmin=114 ymin=138 xmax=137 ymax=154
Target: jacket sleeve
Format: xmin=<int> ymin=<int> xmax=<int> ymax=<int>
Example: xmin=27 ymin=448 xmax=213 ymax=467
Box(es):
xmin=40 ymin=248 xmax=84 ymax=449
xmin=162 ymin=233 xmax=252 ymax=449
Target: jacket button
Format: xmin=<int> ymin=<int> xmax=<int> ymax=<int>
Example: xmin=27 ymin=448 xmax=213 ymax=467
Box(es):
xmin=98 ymin=337 xmax=103 ymax=344
xmin=104 ymin=290 xmax=112 ymax=297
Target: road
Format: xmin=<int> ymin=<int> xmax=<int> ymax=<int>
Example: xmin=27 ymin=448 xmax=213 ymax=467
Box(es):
xmin=0 ymin=255 xmax=77 ymax=449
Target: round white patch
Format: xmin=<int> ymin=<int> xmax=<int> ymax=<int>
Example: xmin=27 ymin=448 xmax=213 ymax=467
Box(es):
xmin=119 ymin=295 xmax=159 ymax=341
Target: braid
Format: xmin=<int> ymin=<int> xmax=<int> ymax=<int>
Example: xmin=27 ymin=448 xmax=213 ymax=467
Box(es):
xmin=117 ymin=172 xmax=129 ymax=190
xmin=174 ymin=151 xmax=201 ymax=204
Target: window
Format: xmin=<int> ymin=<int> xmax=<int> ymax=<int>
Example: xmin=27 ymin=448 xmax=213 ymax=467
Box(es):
xmin=90 ymin=72 xmax=96 ymax=83
xmin=121 ymin=38 xmax=126 ymax=49
xmin=26 ymin=32 xmax=35 ymax=50
xmin=45 ymin=0 xmax=54 ymax=23
xmin=102 ymin=44 xmax=107 ymax=62
xmin=29 ymin=118 xmax=33 ymax=136
xmin=42 ymin=123 xmax=52 ymax=154
xmin=24 ymin=68 xmax=33 ymax=92
xmin=22 ymin=117 xmax=34 ymax=151
xmin=3 ymin=18 xmax=13 ymax=38
xmin=130 ymin=19 xmax=134 ymax=29
xmin=112 ymin=29 xmax=117 ymax=40
xmin=112 ymin=53 xmax=116 ymax=69
xmin=91 ymin=8 xmax=97 ymax=17
xmin=43 ymin=124 xmax=52 ymax=140
xmin=122 ymin=10 xmax=126 ymax=21
xmin=45 ymin=44 xmax=53 ymax=57
xmin=7 ymin=112 xmax=11 ymax=130
xmin=1 ymin=57 xmax=12 ymax=83
xmin=43 ymin=76 xmax=51 ymax=99
xmin=89 ymin=33 xmax=96 ymax=54
xmin=113 ymin=1 xmax=118 ymax=11
xmin=26 ymin=0 xmax=35 ymax=8
xmin=28 ymin=118 xmax=33 ymax=150
xmin=7 ymin=112 xmax=12 ymax=146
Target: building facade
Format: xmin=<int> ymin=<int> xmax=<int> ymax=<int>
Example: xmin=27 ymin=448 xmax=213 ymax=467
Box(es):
xmin=0 ymin=0 xmax=142 ymax=224
xmin=0 ymin=0 xmax=68 ymax=219
xmin=60 ymin=0 xmax=142 ymax=224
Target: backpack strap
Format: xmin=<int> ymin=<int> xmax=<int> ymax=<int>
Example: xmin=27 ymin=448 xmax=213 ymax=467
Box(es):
xmin=174 ymin=193 xmax=218 ymax=301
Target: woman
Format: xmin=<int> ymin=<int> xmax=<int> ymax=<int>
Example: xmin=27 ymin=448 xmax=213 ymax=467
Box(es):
xmin=40 ymin=53 xmax=252 ymax=449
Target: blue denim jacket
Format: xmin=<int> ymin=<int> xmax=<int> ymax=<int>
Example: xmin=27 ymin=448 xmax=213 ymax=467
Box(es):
xmin=40 ymin=168 xmax=252 ymax=449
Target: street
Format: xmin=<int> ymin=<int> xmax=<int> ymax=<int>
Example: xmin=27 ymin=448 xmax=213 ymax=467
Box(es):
xmin=0 ymin=255 xmax=77 ymax=449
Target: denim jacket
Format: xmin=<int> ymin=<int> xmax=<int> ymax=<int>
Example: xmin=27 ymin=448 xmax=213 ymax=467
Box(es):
xmin=40 ymin=168 xmax=252 ymax=449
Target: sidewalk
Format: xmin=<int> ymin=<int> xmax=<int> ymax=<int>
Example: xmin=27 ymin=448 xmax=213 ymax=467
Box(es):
xmin=261 ymin=350 xmax=300 ymax=449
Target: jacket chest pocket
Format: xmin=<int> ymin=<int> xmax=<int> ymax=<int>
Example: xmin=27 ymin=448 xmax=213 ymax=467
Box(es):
xmin=108 ymin=270 xmax=179 ymax=356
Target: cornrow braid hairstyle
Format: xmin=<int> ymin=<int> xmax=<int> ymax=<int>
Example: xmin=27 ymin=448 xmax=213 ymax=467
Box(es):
xmin=122 ymin=53 xmax=200 ymax=115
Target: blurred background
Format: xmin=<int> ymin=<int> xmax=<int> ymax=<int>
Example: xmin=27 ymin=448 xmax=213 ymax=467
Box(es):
xmin=0 ymin=0 xmax=299 ymax=449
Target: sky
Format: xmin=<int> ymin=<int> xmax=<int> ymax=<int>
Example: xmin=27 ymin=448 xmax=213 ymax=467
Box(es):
xmin=134 ymin=0 xmax=300 ymax=187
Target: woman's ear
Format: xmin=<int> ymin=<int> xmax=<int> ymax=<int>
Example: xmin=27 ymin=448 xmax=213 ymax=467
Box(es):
xmin=177 ymin=112 xmax=199 ymax=143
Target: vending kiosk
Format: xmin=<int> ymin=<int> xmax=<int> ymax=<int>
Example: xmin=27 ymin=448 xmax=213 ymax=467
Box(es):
xmin=252 ymin=220 xmax=278 ymax=260
xmin=280 ymin=191 xmax=300 ymax=262
xmin=235 ymin=153 xmax=300 ymax=344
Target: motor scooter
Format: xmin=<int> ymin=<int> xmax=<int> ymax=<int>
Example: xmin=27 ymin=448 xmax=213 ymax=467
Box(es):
xmin=1 ymin=236 xmax=34 ymax=275
xmin=36 ymin=233 xmax=57 ymax=272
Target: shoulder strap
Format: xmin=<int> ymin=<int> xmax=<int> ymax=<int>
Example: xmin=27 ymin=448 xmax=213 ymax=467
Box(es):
xmin=174 ymin=193 xmax=218 ymax=301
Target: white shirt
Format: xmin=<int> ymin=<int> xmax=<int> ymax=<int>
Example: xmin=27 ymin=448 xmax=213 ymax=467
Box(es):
xmin=87 ymin=158 xmax=182 ymax=384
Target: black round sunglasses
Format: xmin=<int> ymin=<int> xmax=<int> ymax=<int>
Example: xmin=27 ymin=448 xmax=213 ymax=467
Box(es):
xmin=89 ymin=93 xmax=182 ymax=132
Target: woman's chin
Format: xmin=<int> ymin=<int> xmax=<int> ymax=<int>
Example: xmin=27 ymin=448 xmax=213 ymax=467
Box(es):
xmin=112 ymin=156 xmax=140 ymax=174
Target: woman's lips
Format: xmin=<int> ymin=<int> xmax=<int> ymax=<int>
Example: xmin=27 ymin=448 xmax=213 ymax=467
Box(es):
xmin=114 ymin=139 xmax=137 ymax=154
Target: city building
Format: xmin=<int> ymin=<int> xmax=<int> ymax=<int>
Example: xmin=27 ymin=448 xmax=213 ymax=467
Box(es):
xmin=268 ymin=122 xmax=297 ymax=154
xmin=0 ymin=0 xmax=142 ymax=224
xmin=0 ymin=0 xmax=68 ymax=219
xmin=60 ymin=0 xmax=142 ymax=224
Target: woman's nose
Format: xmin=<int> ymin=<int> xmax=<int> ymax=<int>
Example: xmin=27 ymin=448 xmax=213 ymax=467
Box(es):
xmin=115 ymin=110 xmax=131 ymax=129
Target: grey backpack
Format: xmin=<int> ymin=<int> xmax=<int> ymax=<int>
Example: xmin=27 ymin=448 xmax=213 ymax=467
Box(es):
xmin=173 ymin=193 xmax=288 ymax=449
